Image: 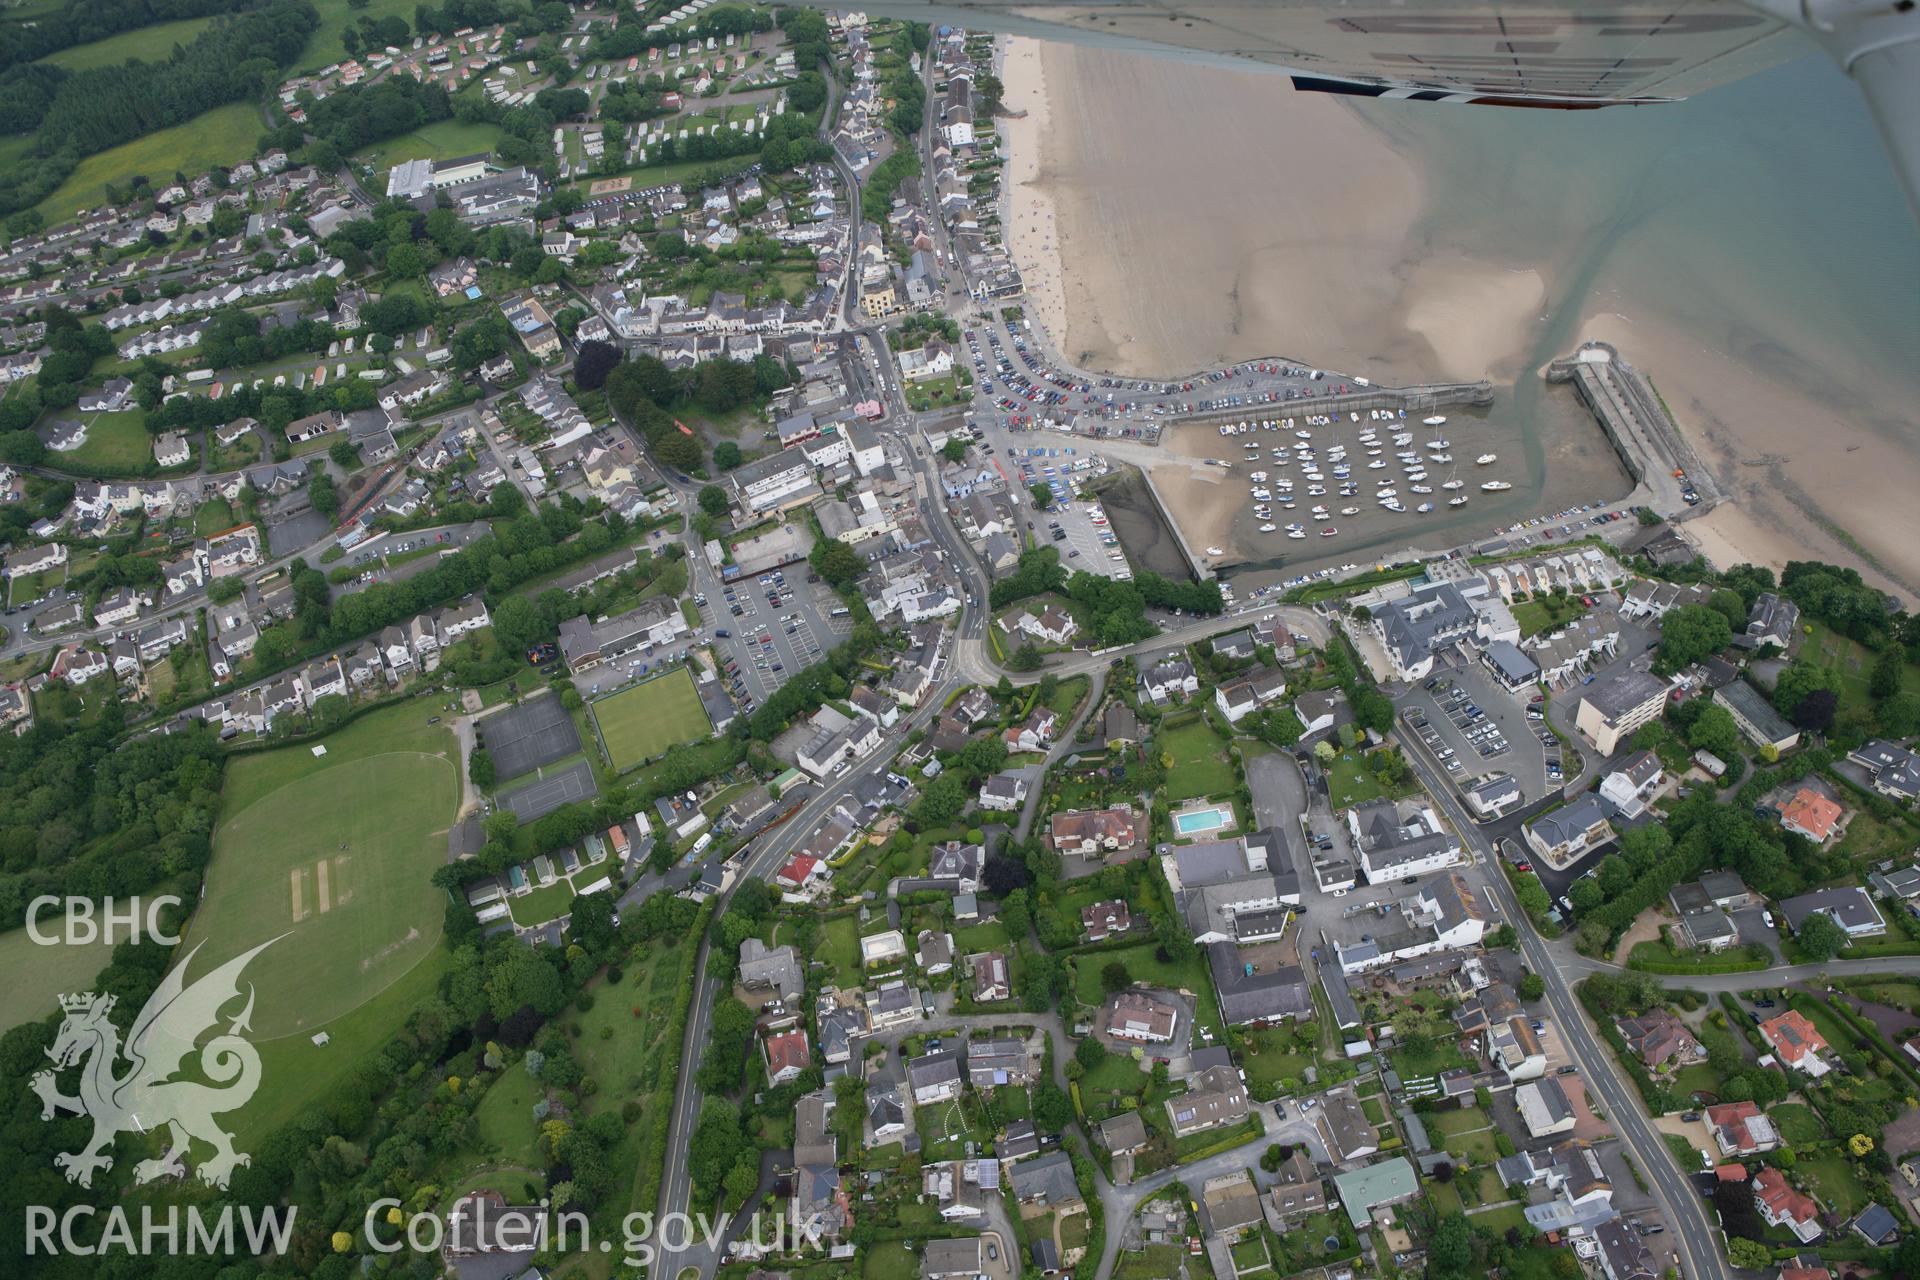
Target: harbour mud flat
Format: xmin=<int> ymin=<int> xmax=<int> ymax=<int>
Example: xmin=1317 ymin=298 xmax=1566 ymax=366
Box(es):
xmin=1152 ymin=400 xmax=1629 ymax=586
xmin=1093 ymin=467 xmax=1199 ymax=582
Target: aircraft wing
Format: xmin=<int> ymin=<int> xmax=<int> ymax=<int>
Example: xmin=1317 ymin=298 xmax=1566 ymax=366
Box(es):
xmin=844 ymin=0 xmax=1920 ymax=217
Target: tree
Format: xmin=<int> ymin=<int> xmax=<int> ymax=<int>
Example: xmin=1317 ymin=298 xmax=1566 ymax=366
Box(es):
xmin=713 ymin=440 xmax=742 ymax=471
xmin=1518 ymin=972 xmax=1545 ymax=1000
xmin=1685 ymin=704 xmax=1741 ymax=760
xmin=1007 ymin=643 xmax=1043 ymax=672
xmin=809 ymin=538 xmax=863 ymax=589
xmin=309 ymin=471 xmax=339 ymax=520
xmin=697 ymin=485 xmax=729 ymax=519
xmin=941 ymin=438 xmax=967 ymax=463
xmin=329 ymin=439 xmax=358 ymax=468
xmin=573 ymin=340 xmax=620 ymax=390
xmin=1029 ymin=482 xmax=1052 ymax=510
xmin=1726 ymin=1239 xmax=1774 ymax=1270
xmin=1656 ymin=604 xmax=1732 ymax=674
xmin=1791 ymin=687 xmax=1839 ymax=733
xmin=1074 ymin=1035 xmax=1105 ymax=1071
xmin=982 ymin=854 xmax=1033 ymax=896
xmin=1428 ymin=1213 xmax=1473 ymax=1277
xmin=1100 ymin=961 xmax=1131 ymax=994
xmin=1797 ymin=912 xmax=1848 ymax=960
xmin=468 ymin=748 xmax=495 ymax=790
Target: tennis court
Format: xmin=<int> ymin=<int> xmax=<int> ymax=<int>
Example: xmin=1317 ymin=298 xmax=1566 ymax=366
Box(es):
xmin=498 ymin=760 xmax=597 ymax=822
xmin=479 ymin=695 xmax=581 ymax=781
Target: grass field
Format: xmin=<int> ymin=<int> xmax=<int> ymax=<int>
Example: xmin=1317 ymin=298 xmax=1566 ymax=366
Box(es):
xmin=180 ymin=702 xmax=459 ymax=1132
xmin=0 ymin=926 xmax=124 ymax=1032
xmin=40 ymin=16 xmax=221 ymax=70
xmin=593 ymin=669 xmax=712 ymax=772
xmin=33 ymin=102 xmax=260 ymax=224
xmin=56 ymin=410 xmax=161 ymax=474
xmin=295 ymin=0 xmax=421 ymax=74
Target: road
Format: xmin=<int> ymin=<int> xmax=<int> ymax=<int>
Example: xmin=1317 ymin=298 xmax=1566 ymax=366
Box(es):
xmin=1399 ymin=738 xmax=1727 ymax=1280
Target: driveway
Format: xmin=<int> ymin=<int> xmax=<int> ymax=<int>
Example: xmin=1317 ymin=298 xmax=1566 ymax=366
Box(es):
xmin=1245 ymin=751 xmax=1307 ymax=831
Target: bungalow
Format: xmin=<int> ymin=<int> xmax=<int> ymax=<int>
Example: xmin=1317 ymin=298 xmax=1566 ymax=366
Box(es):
xmin=1140 ymin=656 xmax=1200 ymax=704
xmin=1331 ymin=1159 xmax=1419 ymax=1231
xmin=762 ymin=1027 xmax=810 ymax=1085
xmin=1099 ymin=991 xmax=1179 ymax=1043
xmin=906 ymin=1050 xmax=963 ymax=1105
xmin=970 ymin=951 xmax=1011 ymax=1002
xmin=1759 ymin=1010 xmax=1831 ymax=1077
xmin=1201 ymin=1171 xmax=1264 ymax=1242
xmin=1315 ymin=1089 xmax=1379 ymax=1162
xmin=1779 ymin=788 xmax=1846 ymax=844
xmin=1048 ymin=806 xmax=1140 ymax=859
xmin=1779 ymin=886 xmax=1885 ymax=940
xmin=1516 ymin=1077 xmax=1577 ymax=1138
xmin=1849 ymin=740 xmax=1920 ymax=805
xmin=979 ymin=772 xmax=1028 ymax=812
xmin=1707 ymin=1100 xmax=1781 ymax=1156
xmin=1166 ymin=1064 xmax=1250 ymax=1140
xmin=1008 ymin=1151 xmax=1083 ymax=1213
xmin=1755 ymin=1166 xmax=1823 ymax=1243
xmin=1616 ymin=1008 xmax=1702 ymax=1069
xmin=1097 ymin=1111 xmax=1149 ymax=1157
xmin=1081 ymin=899 xmax=1131 ymax=942
xmin=966 ymin=1037 xmax=1034 ymax=1088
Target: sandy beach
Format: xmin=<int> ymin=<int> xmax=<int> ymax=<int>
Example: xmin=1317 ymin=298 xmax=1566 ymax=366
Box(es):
xmin=997 ymin=40 xmax=1920 ymax=591
xmin=1579 ymin=309 xmax=1920 ymax=600
xmin=998 ymin=42 xmax=1069 ymax=346
xmin=999 ymin=39 xmax=1548 ymax=386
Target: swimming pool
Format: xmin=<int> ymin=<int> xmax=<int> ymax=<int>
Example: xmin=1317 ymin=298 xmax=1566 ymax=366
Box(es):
xmin=1173 ymin=805 xmax=1234 ymax=836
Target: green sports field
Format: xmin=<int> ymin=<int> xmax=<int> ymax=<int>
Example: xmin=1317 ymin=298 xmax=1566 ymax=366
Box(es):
xmin=176 ymin=703 xmax=459 ymax=1134
xmin=593 ymin=668 xmax=712 ymax=772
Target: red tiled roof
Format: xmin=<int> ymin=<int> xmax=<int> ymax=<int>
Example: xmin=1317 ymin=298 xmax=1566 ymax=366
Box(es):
xmin=1755 ymin=1167 xmax=1819 ymax=1224
xmin=1780 ymin=788 xmax=1844 ymax=840
xmin=763 ymin=1028 xmax=809 ymax=1077
xmin=1759 ymin=1011 xmax=1828 ymax=1063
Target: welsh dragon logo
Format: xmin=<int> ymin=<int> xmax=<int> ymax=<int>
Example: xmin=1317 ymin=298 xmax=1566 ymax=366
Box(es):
xmin=31 ymin=938 xmax=280 ymax=1190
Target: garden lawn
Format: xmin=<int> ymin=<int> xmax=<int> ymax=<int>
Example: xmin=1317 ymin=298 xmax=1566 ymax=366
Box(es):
xmin=471 ymin=1060 xmax=544 ymax=1168
xmin=1670 ymin=1064 xmax=1723 ymax=1100
xmin=863 ymin=1243 xmax=918 ymax=1280
xmin=1325 ymin=751 xmax=1384 ymax=810
xmin=1799 ymin=1151 xmax=1869 ymax=1216
xmin=1159 ymin=717 xmax=1235 ymax=802
xmin=1768 ymin=1103 xmax=1826 ymax=1146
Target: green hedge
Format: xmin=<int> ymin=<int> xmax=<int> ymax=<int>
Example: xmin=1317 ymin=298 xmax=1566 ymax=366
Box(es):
xmin=636 ymin=898 xmax=717 ymax=1213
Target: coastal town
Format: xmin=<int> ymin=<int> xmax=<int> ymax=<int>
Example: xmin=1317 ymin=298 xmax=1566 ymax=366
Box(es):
xmin=2 ymin=8 xmax=1920 ymax=1280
